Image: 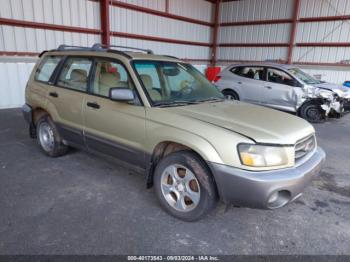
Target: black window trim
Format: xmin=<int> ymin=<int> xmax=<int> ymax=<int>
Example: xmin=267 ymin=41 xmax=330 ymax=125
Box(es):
xmin=53 ymin=56 xmax=94 ymax=94
xmin=87 ymin=57 xmax=144 ymax=106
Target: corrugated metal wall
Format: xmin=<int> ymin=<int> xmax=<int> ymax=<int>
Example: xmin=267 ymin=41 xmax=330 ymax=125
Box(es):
xmin=218 ymin=0 xmax=293 ymax=61
xmin=294 ymin=0 xmax=350 ymax=63
xmin=0 ymin=58 xmax=35 ymax=109
xmin=109 ymin=0 xmax=212 ymax=59
xmin=0 ymin=0 xmax=101 ymax=52
xmin=0 ymin=0 xmax=213 ymax=108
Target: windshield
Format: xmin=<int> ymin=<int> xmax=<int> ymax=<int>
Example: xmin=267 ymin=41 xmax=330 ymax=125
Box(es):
xmin=132 ymin=60 xmax=224 ymax=106
xmin=288 ymin=68 xmax=321 ymax=85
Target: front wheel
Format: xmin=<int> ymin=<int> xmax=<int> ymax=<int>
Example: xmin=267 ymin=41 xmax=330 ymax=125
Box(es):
xmin=222 ymin=89 xmax=239 ymax=100
xmin=154 ymin=151 xmax=217 ymax=221
xmin=299 ymin=102 xmax=325 ymax=123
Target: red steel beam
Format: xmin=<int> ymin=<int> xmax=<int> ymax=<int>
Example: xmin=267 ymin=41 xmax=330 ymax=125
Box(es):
xmin=211 ymin=0 xmax=221 ymax=65
xmin=287 ymin=0 xmax=301 ymax=64
xmin=0 ymin=51 xmax=40 ymax=56
xmin=219 ymin=15 xmax=350 ymax=27
xmin=216 ymin=59 xmax=350 ymax=67
xmin=0 ymin=17 xmax=101 ymax=34
xmin=110 ymin=0 xmax=214 ymax=27
xmin=217 ymin=59 xmax=281 ymax=64
xmin=219 ymin=43 xmax=289 ymax=47
xmin=297 ymin=42 xmax=350 ymax=47
xmin=221 ymin=18 xmax=292 ymax=27
xmin=110 ymin=31 xmax=212 ymax=47
xmin=292 ymin=61 xmax=350 ymax=67
xmin=300 ymin=15 xmax=350 ymax=23
xmin=100 ymin=0 xmax=110 ymax=46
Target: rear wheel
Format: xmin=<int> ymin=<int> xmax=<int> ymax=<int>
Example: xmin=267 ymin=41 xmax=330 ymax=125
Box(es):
xmin=36 ymin=115 xmax=68 ymax=157
xmin=299 ymin=102 xmax=325 ymax=123
xmin=154 ymin=151 xmax=217 ymax=221
xmin=223 ymin=89 xmax=239 ymax=100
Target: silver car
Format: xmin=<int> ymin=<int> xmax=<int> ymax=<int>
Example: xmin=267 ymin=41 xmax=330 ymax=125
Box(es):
xmin=216 ymin=63 xmax=350 ymax=122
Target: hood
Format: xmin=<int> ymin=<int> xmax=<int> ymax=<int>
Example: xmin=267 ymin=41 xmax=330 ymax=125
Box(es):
xmin=165 ymin=101 xmax=314 ymax=145
xmin=312 ymin=82 xmax=349 ymax=94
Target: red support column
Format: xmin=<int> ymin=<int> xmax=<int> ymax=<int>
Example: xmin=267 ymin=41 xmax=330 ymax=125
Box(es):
xmin=211 ymin=0 xmax=221 ymax=66
xmin=287 ymin=0 xmax=301 ymax=64
xmin=100 ymin=0 xmax=110 ymax=46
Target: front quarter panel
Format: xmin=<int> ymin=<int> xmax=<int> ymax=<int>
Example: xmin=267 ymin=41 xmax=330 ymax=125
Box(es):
xmin=144 ymin=107 xmax=254 ymax=167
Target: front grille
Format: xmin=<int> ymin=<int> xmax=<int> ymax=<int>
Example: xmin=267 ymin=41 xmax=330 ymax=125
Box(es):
xmin=295 ymin=135 xmax=316 ymax=161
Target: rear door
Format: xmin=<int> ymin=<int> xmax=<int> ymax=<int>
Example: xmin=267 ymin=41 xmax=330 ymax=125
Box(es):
xmin=231 ymin=66 xmax=265 ymax=104
xmin=83 ymin=57 xmax=147 ymax=168
xmin=261 ymin=67 xmax=298 ymax=111
xmin=47 ymin=56 xmax=93 ymax=147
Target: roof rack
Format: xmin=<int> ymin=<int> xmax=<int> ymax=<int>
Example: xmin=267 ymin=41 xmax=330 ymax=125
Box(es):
xmin=44 ymin=44 xmax=154 ymax=59
xmin=92 ymin=44 xmax=154 ymax=54
xmin=162 ymin=55 xmax=180 ymax=59
xmin=57 ymin=45 xmax=101 ymax=51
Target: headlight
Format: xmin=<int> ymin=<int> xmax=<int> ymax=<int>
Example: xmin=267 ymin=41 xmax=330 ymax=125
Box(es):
xmin=238 ymin=144 xmax=289 ymax=167
xmin=319 ymin=91 xmax=334 ymax=100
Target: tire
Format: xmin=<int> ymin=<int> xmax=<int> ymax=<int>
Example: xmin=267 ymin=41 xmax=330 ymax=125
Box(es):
xmin=36 ymin=115 xmax=68 ymax=157
xmin=222 ymin=89 xmax=239 ymax=100
xmin=154 ymin=151 xmax=217 ymax=221
xmin=299 ymin=102 xmax=325 ymax=123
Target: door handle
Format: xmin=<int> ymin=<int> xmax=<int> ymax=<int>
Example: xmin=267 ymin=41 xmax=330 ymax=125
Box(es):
xmin=265 ymin=86 xmax=272 ymax=89
xmin=87 ymin=102 xmax=100 ymax=109
xmin=49 ymin=92 xmax=58 ymax=98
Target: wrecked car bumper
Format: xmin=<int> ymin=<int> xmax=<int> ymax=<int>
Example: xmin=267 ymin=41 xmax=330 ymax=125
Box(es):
xmin=208 ymin=147 xmax=325 ymax=209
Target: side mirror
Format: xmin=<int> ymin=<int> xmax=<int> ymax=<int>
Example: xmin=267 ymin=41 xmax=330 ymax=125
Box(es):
xmin=109 ymin=88 xmax=135 ymax=102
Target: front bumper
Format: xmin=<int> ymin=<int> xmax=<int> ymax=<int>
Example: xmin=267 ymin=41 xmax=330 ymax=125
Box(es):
xmin=208 ymin=147 xmax=326 ymax=209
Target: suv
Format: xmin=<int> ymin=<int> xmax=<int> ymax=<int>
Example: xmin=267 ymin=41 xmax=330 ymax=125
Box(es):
xmin=22 ymin=44 xmax=325 ymax=221
xmin=216 ymin=63 xmax=350 ymax=122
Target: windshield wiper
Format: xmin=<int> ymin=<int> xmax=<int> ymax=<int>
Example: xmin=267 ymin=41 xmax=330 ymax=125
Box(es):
xmin=153 ymin=100 xmax=200 ymax=107
xmin=197 ymin=97 xmax=225 ymax=103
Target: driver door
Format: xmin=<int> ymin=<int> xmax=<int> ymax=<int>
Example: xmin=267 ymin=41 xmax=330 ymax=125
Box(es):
xmin=83 ymin=58 xmax=147 ymax=168
xmin=260 ymin=68 xmax=298 ymax=111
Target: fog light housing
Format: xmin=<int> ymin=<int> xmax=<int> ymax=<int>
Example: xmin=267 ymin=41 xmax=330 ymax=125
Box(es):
xmin=267 ymin=190 xmax=291 ymax=209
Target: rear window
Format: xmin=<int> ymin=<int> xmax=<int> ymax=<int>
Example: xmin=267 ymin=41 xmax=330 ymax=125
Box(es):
xmin=35 ymin=56 xmax=62 ymax=82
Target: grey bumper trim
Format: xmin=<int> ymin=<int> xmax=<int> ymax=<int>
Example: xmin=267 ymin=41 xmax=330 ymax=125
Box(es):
xmin=207 ymin=147 xmax=326 ymax=209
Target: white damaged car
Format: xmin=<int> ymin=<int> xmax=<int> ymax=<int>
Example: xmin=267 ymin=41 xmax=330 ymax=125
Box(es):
xmin=216 ymin=63 xmax=350 ymax=122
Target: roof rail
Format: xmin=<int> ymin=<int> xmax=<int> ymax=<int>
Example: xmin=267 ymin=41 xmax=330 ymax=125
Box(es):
xmin=92 ymin=44 xmax=154 ymax=54
xmin=57 ymin=45 xmax=98 ymax=51
xmin=162 ymin=55 xmax=180 ymax=59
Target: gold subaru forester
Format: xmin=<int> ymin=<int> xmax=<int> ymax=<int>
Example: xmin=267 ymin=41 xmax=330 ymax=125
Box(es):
xmin=22 ymin=44 xmax=325 ymax=221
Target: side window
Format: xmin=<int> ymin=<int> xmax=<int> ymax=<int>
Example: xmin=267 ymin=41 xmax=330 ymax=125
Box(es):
xmin=35 ymin=56 xmax=62 ymax=82
xmin=267 ymin=68 xmax=295 ymax=86
xmin=233 ymin=67 xmax=265 ymax=81
xmin=91 ymin=59 xmax=135 ymax=97
xmin=134 ymin=63 xmax=161 ymax=90
xmin=57 ymin=57 xmax=92 ymax=92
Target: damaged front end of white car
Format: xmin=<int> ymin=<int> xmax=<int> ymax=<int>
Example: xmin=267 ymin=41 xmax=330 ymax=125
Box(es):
xmin=298 ymin=84 xmax=350 ymax=123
